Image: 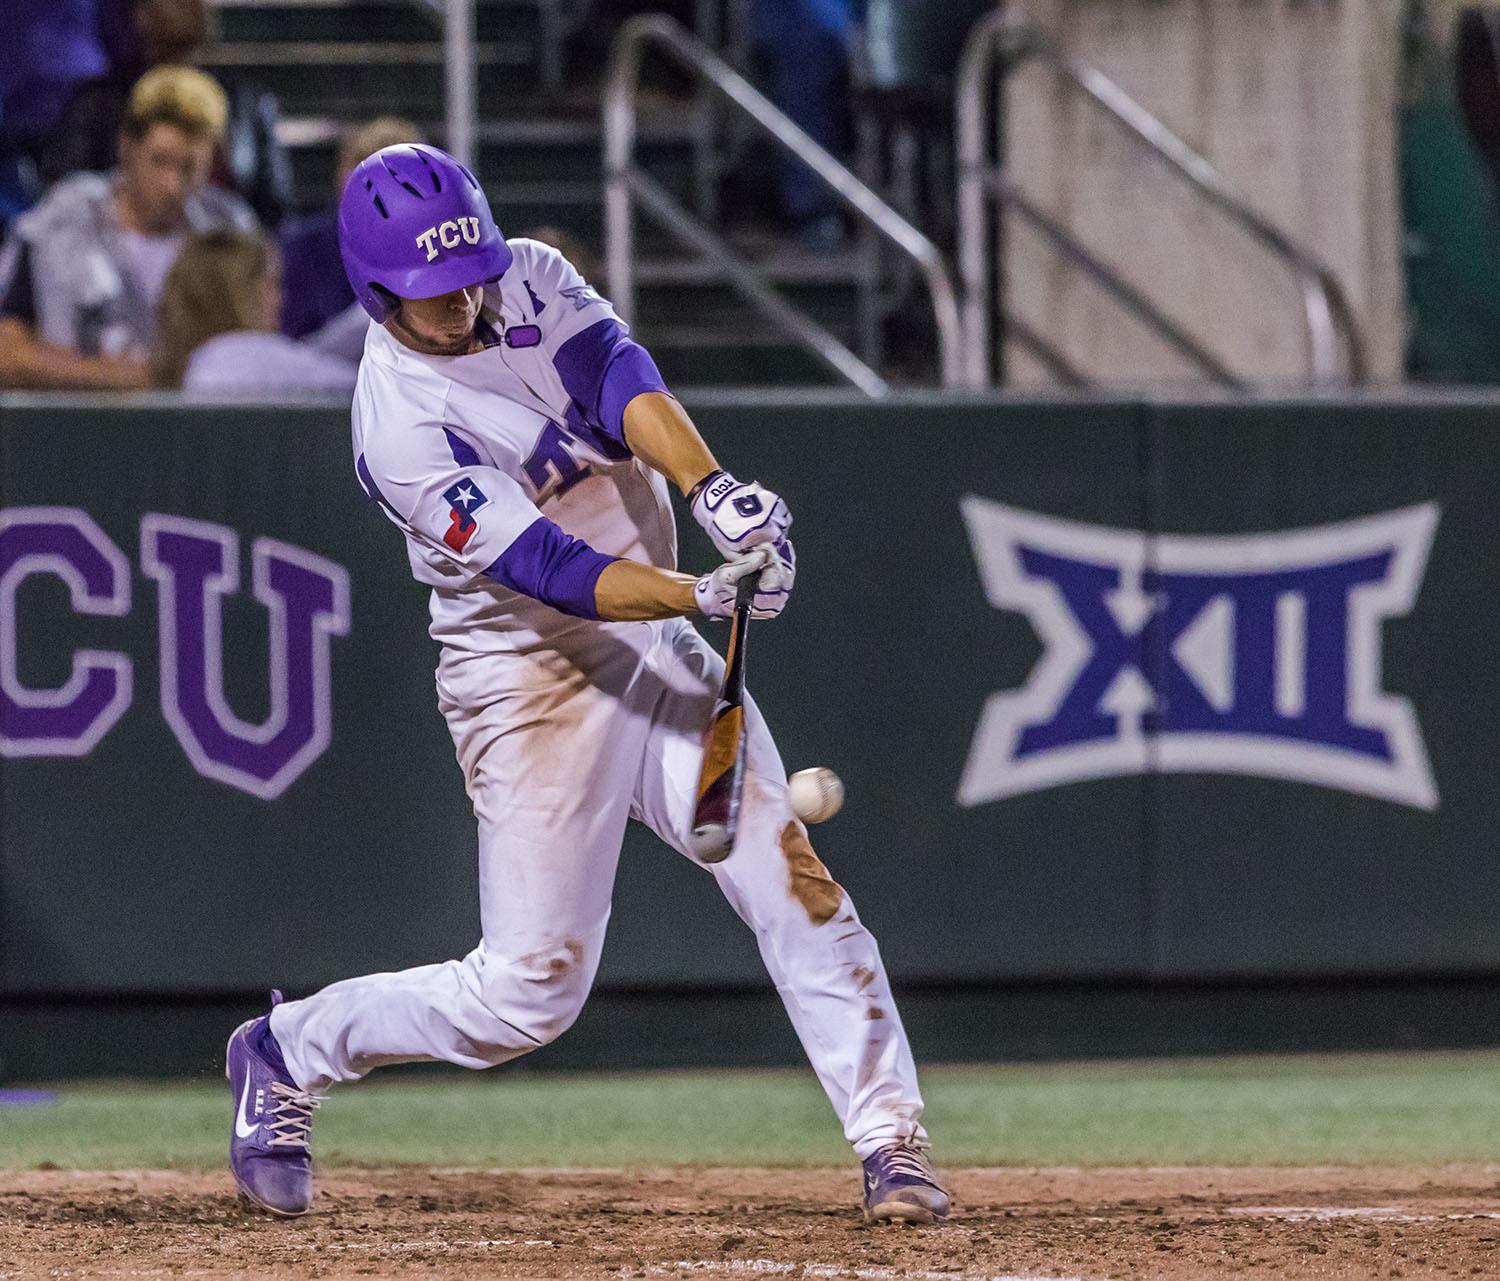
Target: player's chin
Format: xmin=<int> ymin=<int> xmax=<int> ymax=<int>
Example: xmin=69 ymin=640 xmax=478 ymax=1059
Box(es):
xmin=426 ymin=330 xmax=474 ymax=354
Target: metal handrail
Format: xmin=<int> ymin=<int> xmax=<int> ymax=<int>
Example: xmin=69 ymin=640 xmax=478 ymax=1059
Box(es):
xmin=1001 ymin=176 xmax=1244 ymax=389
xmin=409 ymin=0 xmax=476 ymax=165
xmin=956 ymin=13 xmax=1366 ymax=389
xmin=443 ymin=0 xmax=477 ymax=167
xmin=605 ymin=13 xmax=963 ymax=393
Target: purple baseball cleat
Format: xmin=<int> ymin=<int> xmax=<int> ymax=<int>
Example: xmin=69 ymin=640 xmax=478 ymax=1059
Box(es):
xmin=226 ymin=991 xmax=322 ymax=1217
xmin=861 ymin=1142 xmax=951 ymax=1224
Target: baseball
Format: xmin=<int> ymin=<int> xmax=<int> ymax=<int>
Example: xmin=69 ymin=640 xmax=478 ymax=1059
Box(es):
xmin=788 ymin=767 xmax=845 ymax=823
xmin=690 ymin=822 xmax=733 ymax=864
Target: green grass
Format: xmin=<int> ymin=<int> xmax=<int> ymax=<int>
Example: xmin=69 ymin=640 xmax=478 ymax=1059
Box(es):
xmin=3 ymin=1053 xmax=1499 ymax=1170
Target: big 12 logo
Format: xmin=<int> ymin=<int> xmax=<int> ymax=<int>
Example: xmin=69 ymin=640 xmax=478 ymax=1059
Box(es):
xmin=958 ymin=498 xmax=1439 ymax=811
xmin=1 ymin=508 xmax=350 ymax=800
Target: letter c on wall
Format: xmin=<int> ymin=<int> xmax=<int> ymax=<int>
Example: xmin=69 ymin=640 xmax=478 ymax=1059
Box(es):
xmin=0 ymin=508 xmax=133 ymax=757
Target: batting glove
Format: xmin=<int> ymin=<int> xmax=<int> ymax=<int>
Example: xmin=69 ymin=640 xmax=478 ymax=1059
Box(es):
xmin=694 ymin=542 xmax=794 ymax=620
xmin=690 ymin=470 xmax=791 ymax=559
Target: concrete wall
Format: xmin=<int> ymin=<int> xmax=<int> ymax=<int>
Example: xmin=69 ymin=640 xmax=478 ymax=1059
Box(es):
xmin=1000 ymin=0 xmax=1407 ymax=386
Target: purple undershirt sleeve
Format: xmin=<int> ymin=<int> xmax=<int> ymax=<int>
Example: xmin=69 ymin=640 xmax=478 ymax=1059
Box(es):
xmin=553 ymin=318 xmax=670 ymax=449
xmin=483 ymin=516 xmax=619 ymax=619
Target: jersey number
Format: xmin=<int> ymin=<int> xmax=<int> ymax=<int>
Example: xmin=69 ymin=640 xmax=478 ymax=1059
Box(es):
xmin=522 ymin=421 xmax=594 ymax=503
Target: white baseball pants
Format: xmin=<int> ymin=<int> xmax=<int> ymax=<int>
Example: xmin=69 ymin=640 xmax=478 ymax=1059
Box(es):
xmin=270 ymin=616 xmax=926 ymax=1157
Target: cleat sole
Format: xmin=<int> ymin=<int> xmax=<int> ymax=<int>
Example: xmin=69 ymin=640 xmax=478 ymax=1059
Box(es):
xmin=864 ymin=1198 xmax=946 ymax=1225
xmin=235 ymin=1187 xmax=311 ymax=1218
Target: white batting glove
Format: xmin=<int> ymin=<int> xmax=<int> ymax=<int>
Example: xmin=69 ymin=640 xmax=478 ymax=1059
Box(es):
xmin=694 ymin=543 xmax=794 ymax=620
xmin=759 ymin=537 xmax=795 ymax=597
xmin=690 ymin=470 xmax=792 ymax=559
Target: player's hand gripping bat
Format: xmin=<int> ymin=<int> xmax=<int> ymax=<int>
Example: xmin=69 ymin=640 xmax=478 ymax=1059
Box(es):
xmin=690 ymin=571 xmax=760 ymax=863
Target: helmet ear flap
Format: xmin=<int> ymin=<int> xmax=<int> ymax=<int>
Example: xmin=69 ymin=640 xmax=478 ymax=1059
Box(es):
xmin=368 ymin=283 xmax=399 ymax=322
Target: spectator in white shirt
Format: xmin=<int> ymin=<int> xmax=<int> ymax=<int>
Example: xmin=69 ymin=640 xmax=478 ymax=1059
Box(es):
xmin=0 ymin=64 xmax=255 ymax=389
xmin=152 ymin=228 xmax=357 ymax=393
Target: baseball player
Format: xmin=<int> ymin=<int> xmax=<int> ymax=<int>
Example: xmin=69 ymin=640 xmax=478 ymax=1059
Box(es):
xmin=225 ymin=143 xmax=947 ymax=1225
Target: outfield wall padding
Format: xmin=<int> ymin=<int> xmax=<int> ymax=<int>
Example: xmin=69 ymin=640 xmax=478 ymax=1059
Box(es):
xmin=1 ymin=393 xmax=1497 ymax=997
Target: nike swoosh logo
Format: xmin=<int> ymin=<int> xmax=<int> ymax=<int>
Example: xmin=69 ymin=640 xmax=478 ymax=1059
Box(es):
xmin=234 ymin=1076 xmax=259 ymax=1139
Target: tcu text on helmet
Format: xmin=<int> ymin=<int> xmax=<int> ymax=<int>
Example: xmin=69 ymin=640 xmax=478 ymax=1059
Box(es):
xmin=415 ymin=217 xmax=481 ymax=262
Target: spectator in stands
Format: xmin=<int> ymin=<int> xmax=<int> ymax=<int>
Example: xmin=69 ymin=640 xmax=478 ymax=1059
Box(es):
xmin=101 ymin=0 xmax=208 ymax=87
xmin=750 ymin=0 xmax=859 ymax=251
xmin=0 ymin=0 xmax=111 ymax=224
xmin=32 ymin=0 xmax=290 ymax=226
xmin=39 ymin=0 xmax=208 ymax=184
xmin=0 ymin=65 xmax=256 ymax=390
xmin=280 ymin=117 xmax=426 ymax=340
xmin=153 ymin=229 xmax=357 ymax=392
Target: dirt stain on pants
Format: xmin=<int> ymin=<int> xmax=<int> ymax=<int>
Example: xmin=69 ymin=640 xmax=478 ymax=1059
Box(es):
xmin=780 ymin=820 xmax=845 ymax=925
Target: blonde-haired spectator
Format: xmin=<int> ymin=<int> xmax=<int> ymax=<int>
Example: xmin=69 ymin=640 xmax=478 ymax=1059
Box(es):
xmin=0 ymin=64 xmax=256 ymax=390
xmin=126 ymin=63 xmax=227 ymax=139
xmin=338 ymin=118 xmax=426 ymax=186
xmin=26 ymin=1 xmax=289 ymax=226
xmin=128 ymin=64 xmax=224 ymax=137
xmin=280 ymin=117 xmax=426 ymax=340
xmin=153 ymin=229 xmax=357 ymax=393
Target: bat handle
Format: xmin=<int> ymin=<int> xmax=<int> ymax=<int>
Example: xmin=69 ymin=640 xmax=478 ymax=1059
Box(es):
xmin=735 ymin=568 xmax=763 ymax=611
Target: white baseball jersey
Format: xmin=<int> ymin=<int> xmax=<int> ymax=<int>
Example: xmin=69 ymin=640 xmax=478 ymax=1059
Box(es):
xmin=352 ymin=238 xmax=676 ymax=655
xmin=273 ymin=238 xmax=930 ymax=1165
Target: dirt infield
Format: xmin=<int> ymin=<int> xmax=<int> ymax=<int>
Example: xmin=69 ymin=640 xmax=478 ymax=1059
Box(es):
xmin=2 ymin=1166 xmax=1498 ymax=1280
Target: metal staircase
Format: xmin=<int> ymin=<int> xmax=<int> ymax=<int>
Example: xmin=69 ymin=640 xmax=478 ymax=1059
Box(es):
xmin=204 ymin=0 xmax=871 ymax=386
xmin=604 ymin=14 xmax=961 ymax=396
xmin=204 ymin=3 xmax=1361 ymax=391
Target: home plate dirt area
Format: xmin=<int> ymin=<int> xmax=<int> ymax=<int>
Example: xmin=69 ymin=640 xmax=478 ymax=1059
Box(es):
xmin=3 ymin=1166 xmax=1499 ymax=1280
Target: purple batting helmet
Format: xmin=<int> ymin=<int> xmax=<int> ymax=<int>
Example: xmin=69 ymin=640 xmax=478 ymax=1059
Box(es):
xmin=338 ymin=143 xmax=514 ymax=322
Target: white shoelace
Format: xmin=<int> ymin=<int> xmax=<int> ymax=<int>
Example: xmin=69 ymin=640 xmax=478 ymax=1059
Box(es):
xmin=265 ymin=1082 xmax=324 ymax=1150
xmin=883 ymin=1144 xmax=936 ymax=1182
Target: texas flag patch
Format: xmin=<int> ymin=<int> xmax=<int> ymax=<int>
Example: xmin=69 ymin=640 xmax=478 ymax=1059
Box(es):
xmin=442 ymin=479 xmax=489 ymax=552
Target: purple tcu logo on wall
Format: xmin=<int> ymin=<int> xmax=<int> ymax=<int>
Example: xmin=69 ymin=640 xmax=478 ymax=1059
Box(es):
xmin=1 ymin=508 xmax=351 ymax=800
xmin=959 ymin=497 xmax=1439 ymax=811
xmin=0 ymin=508 xmax=133 ymax=757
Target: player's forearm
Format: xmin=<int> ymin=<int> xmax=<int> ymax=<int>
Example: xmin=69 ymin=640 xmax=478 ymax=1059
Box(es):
xmin=593 ymin=558 xmax=699 ymax=621
xmin=0 ymin=319 xmax=148 ymax=391
xmin=621 ymin=391 xmax=720 ymax=495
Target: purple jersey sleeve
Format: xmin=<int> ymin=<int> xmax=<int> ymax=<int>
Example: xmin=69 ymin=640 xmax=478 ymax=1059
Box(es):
xmin=553 ymin=318 xmax=670 ymax=450
xmin=483 ymin=516 xmax=620 ymax=619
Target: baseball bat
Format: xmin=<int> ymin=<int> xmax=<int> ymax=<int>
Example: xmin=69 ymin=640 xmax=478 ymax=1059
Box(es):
xmin=690 ymin=571 xmax=760 ymax=863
